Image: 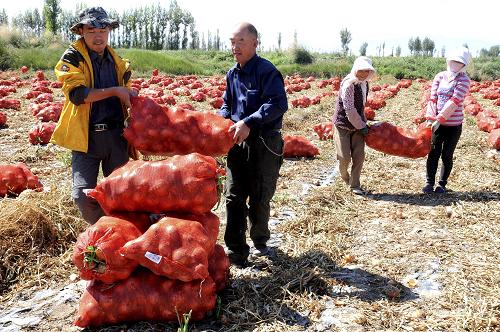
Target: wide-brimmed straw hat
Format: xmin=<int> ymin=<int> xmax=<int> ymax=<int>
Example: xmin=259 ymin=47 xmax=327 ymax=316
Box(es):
xmin=70 ymin=7 xmax=119 ymax=34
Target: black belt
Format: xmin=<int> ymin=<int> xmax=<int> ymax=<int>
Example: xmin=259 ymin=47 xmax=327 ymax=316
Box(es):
xmin=248 ymin=129 xmax=281 ymax=139
xmin=91 ymin=123 xmax=123 ymax=132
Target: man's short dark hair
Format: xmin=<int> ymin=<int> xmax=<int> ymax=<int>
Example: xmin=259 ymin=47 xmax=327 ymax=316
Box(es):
xmin=237 ymin=22 xmax=257 ymax=40
xmin=246 ymin=24 xmax=258 ymax=39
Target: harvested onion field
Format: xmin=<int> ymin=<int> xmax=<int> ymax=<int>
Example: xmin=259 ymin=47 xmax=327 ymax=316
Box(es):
xmin=0 ymin=69 xmax=499 ymax=332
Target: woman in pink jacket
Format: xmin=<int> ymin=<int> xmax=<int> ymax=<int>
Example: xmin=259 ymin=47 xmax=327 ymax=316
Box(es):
xmin=423 ymin=47 xmax=471 ymax=194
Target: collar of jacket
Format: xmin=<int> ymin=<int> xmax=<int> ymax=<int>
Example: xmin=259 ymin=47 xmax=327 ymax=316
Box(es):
xmin=72 ymin=38 xmax=130 ymax=86
xmin=235 ymin=54 xmax=259 ymax=74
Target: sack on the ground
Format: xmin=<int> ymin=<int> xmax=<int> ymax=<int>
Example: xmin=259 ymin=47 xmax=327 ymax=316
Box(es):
xmin=208 ymin=244 xmax=230 ymax=292
xmin=284 ymin=135 xmax=320 ymax=157
xmin=28 ymin=122 xmax=56 ymax=145
xmin=313 ymin=122 xmax=333 ymax=140
xmin=74 ymin=268 xmax=216 ymax=327
xmin=488 ymin=128 xmax=500 ymax=150
xmin=0 ymin=163 xmax=42 ymax=196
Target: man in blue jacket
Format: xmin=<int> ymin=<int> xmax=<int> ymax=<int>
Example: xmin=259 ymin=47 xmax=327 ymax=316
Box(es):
xmin=219 ymin=22 xmax=288 ymax=267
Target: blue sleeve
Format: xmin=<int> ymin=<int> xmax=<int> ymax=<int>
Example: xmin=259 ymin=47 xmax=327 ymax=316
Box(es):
xmin=69 ymin=86 xmax=90 ymax=105
xmin=218 ymin=74 xmax=231 ymax=119
xmin=243 ymin=68 xmax=288 ymax=128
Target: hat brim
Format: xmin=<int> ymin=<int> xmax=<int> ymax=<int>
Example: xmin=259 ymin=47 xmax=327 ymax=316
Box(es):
xmin=70 ymin=19 xmax=119 ymax=34
xmin=447 ymin=57 xmax=467 ymax=66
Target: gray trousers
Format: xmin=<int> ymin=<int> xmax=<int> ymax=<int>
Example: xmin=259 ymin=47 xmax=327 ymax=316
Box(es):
xmin=334 ymin=126 xmax=365 ymax=189
xmin=224 ymin=133 xmax=284 ymax=260
xmin=72 ymin=129 xmax=129 ymax=224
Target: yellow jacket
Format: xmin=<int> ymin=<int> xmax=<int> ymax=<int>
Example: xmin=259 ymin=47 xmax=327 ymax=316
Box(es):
xmin=51 ymin=38 xmax=131 ymax=152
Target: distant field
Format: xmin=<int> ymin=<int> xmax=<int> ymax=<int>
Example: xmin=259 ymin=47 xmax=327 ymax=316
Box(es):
xmin=6 ymin=46 xmax=500 ymax=80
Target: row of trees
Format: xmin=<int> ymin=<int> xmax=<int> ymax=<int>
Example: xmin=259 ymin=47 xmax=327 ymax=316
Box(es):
xmin=479 ymin=46 xmax=500 ymax=57
xmin=340 ymin=29 xmax=437 ymax=57
xmin=408 ymin=37 xmax=436 ymax=56
xmin=1 ymin=0 xmax=225 ymax=51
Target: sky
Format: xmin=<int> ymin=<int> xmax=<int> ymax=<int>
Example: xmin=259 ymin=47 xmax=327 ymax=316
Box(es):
xmin=1 ymin=0 xmax=499 ymax=56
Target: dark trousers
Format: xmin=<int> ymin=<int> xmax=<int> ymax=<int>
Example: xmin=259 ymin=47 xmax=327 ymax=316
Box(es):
xmin=426 ymin=125 xmax=462 ymax=187
xmin=224 ymin=133 xmax=284 ymax=260
xmin=72 ymin=129 xmax=129 ymax=224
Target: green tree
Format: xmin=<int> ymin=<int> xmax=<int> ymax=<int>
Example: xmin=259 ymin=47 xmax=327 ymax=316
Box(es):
xmin=181 ymin=11 xmax=193 ymax=50
xmin=395 ymin=45 xmax=401 ymax=57
xmin=408 ymin=37 xmax=414 ymax=56
xmin=359 ymin=42 xmax=368 ymax=56
xmin=167 ymin=0 xmax=183 ymax=50
xmin=490 ymin=45 xmax=500 ymax=57
xmin=479 ymin=45 xmax=500 ymax=57
xmin=422 ymin=37 xmax=435 ymax=57
xmin=414 ymin=36 xmax=422 ymax=56
xmin=189 ymin=23 xmax=199 ymax=49
xmin=0 ymin=9 xmax=8 ymax=25
xmin=340 ymin=28 xmax=352 ymax=56
xmin=277 ymin=32 xmax=281 ymax=51
xmin=43 ymin=0 xmax=60 ymax=34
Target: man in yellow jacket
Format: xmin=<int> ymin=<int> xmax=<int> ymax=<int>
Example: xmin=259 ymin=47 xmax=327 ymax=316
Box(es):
xmin=52 ymin=7 xmax=136 ymax=224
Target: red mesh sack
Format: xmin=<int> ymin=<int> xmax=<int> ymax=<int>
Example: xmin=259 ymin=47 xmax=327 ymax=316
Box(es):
xmin=32 ymin=84 xmax=52 ymax=93
xmin=34 ymin=70 xmax=45 ymax=81
xmin=72 ymin=216 xmax=141 ymax=283
xmin=0 ymin=111 xmax=6 ymax=126
xmin=120 ymin=216 xmax=213 ymax=281
xmin=15 ymin=162 xmax=43 ymax=191
xmin=0 ymin=164 xmax=27 ymax=197
xmin=0 ymin=86 xmax=14 ymax=97
xmin=313 ymin=122 xmax=333 ymax=140
xmin=284 ymin=135 xmax=320 ymax=158
xmin=210 ymin=97 xmax=224 ymax=109
xmin=398 ymin=79 xmax=412 ymax=89
xmin=28 ymin=122 xmax=56 ymax=145
xmin=34 ymin=104 xmax=62 ymax=122
xmin=33 ymin=93 xmax=53 ymax=104
xmin=488 ymin=128 xmax=500 ymax=150
xmin=465 ymin=103 xmax=482 ymax=116
xmin=364 ymin=107 xmax=376 ymax=120
xmin=366 ymin=96 xmax=386 ymax=110
xmin=494 ymin=98 xmax=500 ymax=106
xmin=109 ymin=212 xmax=153 ymax=234
xmin=74 ymin=268 xmax=216 ymax=328
xmin=476 ymin=113 xmax=500 ymax=133
xmin=0 ymin=98 xmax=21 ymax=110
xmin=124 ymin=96 xmax=234 ymax=157
xmin=86 ymin=153 xmax=222 ymax=215
xmin=365 ymin=122 xmax=432 ymax=158
xmin=164 ymin=212 xmax=220 ymax=254
xmin=208 ymin=244 xmax=230 ymax=292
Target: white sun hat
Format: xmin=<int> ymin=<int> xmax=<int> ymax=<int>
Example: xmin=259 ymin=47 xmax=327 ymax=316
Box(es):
xmin=351 ymin=56 xmax=375 ymax=73
xmin=447 ymin=47 xmax=472 ymax=67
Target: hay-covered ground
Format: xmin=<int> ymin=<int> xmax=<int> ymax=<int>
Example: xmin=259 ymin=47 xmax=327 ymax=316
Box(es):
xmin=0 ymin=72 xmax=499 ymax=332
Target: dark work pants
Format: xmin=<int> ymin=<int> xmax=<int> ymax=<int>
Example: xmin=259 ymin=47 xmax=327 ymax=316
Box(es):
xmin=72 ymin=128 xmax=129 ymax=224
xmin=426 ymin=125 xmax=462 ymax=187
xmin=224 ymin=133 xmax=284 ymax=260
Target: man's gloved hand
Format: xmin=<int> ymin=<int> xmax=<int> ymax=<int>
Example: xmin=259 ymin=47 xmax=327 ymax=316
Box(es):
xmin=359 ymin=126 xmax=369 ymax=136
xmin=431 ymin=120 xmax=440 ymax=133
